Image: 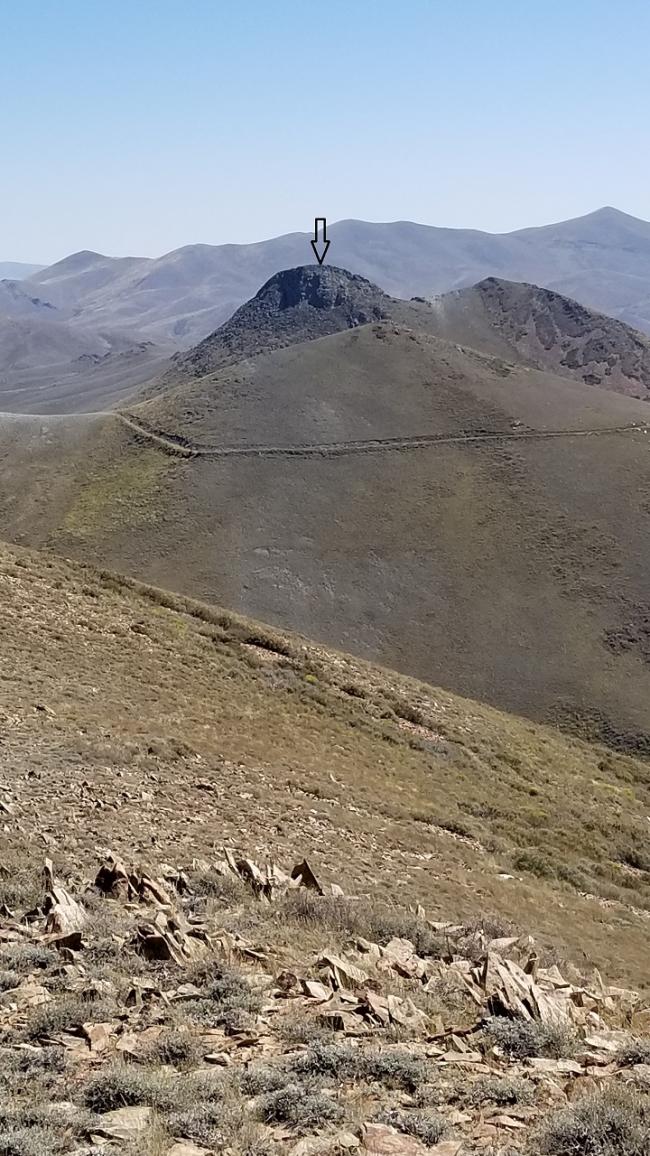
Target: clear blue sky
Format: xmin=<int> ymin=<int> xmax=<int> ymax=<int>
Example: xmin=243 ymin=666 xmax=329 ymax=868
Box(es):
xmin=2 ymin=0 xmax=650 ymax=263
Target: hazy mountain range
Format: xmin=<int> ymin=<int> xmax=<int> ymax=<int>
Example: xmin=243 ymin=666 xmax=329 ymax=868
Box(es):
xmin=0 ymin=261 xmax=43 ymax=280
xmin=2 ymin=205 xmax=650 ymax=409
xmin=3 ymin=205 xmax=650 ymax=346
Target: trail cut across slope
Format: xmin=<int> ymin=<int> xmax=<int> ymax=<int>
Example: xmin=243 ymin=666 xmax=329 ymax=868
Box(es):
xmin=1 ymin=308 xmax=649 ymax=754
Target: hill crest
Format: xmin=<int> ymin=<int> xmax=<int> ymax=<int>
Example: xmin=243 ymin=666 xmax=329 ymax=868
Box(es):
xmin=432 ymin=276 xmax=650 ymax=398
xmin=166 ymin=264 xmax=397 ymax=379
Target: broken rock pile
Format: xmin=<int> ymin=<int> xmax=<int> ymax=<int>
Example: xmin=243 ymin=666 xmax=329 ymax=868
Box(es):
xmin=1 ymin=851 xmax=650 ymax=1155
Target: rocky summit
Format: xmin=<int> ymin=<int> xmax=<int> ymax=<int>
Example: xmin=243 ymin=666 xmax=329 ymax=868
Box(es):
xmin=430 ymin=277 xmax=650 ymax=399
xmin=168 ymin=266 xmax=397 ymax=379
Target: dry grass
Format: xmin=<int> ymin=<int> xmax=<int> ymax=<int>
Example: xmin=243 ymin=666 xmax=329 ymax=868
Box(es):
xmin=534 ymin=1086 xmax=650 ymax=1155
xmin=2 ymin=539 xmax=650 ymax=993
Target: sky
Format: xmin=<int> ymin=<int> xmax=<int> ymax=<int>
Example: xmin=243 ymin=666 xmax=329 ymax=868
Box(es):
xmin=2 ymin=0 xmax=650 ymax=264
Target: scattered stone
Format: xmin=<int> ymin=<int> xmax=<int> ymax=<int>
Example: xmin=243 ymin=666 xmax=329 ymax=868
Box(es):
xmin=301 ymin=978 xmax=333 ymax=1002
xmin=317 ymin=951 xmax=370 ymax=990
xmin=291 ymin=858 xmax=324 ymax=893
xmin=362 ymin=1122 xmax=430 ymax=1154
xmin=1 ymin=845 xmax=649 ymax=1156
xmin=136 ymin=909 xmax=208 ymax=965
xmin=166 ymin=1144 xmax=214 ymax=1156
xmin=92 ymin=1105 xmax=153 ymax=1141
xmin=43 ymin=859 xmax=86 ymax=935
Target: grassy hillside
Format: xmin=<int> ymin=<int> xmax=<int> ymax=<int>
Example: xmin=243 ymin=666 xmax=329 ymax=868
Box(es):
xmin=132 ymin=322 xmax=650 ymax=444
xmin=3 ymin=537 xmax=650 ymax=991
xmin=0 ymin=321 xmax=648 ymax=756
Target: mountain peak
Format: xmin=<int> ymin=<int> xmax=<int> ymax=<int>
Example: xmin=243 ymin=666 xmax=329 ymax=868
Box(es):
xmin=170 ymin=265 xmax=394 ymax=378
xmin=590 ymin=205 xmax=635 ymax=220
xmin=253 ymin=264 xmax=389 ymax=312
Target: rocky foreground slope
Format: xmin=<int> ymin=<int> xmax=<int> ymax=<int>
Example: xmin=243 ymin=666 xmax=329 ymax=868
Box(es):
xmin=3 ymin=542 xmax=650 ymax=1153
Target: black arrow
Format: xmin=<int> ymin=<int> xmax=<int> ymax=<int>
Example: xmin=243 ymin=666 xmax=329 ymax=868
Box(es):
xmin=310 ymin=217 xmax=330 ymax=265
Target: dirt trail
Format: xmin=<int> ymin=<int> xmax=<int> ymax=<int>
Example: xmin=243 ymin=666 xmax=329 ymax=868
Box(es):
xmin=116 ymin=412 xmax=650 ymax=460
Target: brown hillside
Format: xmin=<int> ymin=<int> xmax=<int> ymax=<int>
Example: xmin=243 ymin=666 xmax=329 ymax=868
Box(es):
xmin=430 ymin=278 xmax=650 ymax=399
xmin=0 ymin=321 xmax=648 ymax=756
xmin=3 ymin=538 xmax=650 ymax=986
xmin=5 ymin=540 xmax=650 ymax=1152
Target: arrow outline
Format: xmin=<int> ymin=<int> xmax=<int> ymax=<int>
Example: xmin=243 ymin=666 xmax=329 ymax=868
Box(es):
xmin=310 ymin=216 xmax=330 ymax=265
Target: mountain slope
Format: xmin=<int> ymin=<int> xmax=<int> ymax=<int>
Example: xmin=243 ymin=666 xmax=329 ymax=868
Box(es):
xmin=0 ymin=315 xmax=147 ymax=374
xmin=3 ymin=537 xmax=650 ymax=987
xmin=1 ymin=279 xmax=648 ymax=756
xmin=0 ymin=279 xmax=57 ymax=318
xmin=134 ymin=309 xmax=650 ymax=446
xmin=430 ymin=277 xmax=650 ymax=398
xmin=168 ymin=264 xmax=403 ymax=379
xmin=4 ymin=540 xmax=650 ymax=1154
xmin=0 ymin=267 xmax=172 ymax=414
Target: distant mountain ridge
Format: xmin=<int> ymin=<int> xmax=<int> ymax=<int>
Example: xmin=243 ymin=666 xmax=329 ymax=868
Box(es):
xmin=6 ymin=207 xmax=650 ymax=350
xmin=4 ymin=207 xmax=650 ymax=413
xmin=0 ymin=261 xmax=43 ymax=280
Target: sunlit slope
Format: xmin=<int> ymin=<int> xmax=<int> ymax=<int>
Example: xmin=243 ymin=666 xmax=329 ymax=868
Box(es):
xmin=131 ymin=322 xmax=650 ymax=444
xmin=3 ymin=538 xmax=650 ymax=986
xmin=0 ymin=321 xmax=648 ymax=753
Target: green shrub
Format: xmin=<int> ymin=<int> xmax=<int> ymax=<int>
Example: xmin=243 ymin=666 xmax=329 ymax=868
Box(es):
xmin=513 ymin=849 xmax=557 ymax=879
xmin=278 ymin=892 xmax=445 ymax=957
xmin=292 ymin=1042 xmax=430 ymax=1091
xmin=0 ymin=1127 xmax=61 ymax=1156
xmin=463 ymin=1075 xmax=534 ymax=1106
xmin=164 ymin=1103 xmax=225 ymax=1147
xmin=139 ymin=1029 xmax=202 ymax=1068
xmin=24 ymin=996 xmax=115 ymax=1041
xmin=0 ymin=944 xmax=57 ymax=975
xmin=82 ymin=1063 xmax=178 ymax=1113
xmin=360 ymin=1050 xmax=430 ymax=1091
xmin=377 ymin=1108 xmax=447 ymax=1146
xmin=258 ymin=1085 xmax=344 ymax=1132
xmin=182 ymin=962 xmax=261 ymax=1032
xmin=618 ymin=845 xmax=650 ymax=873
xmin=242 ymin=1065 xmax=290 ymax=1096
xmin=617 ymin=1040 xmax=650 ymax=1067
xmin=486 ymin=1016 xmax=575 ymax=1059
xmin=0 ymin=1046 xmax=66 ymax=1092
